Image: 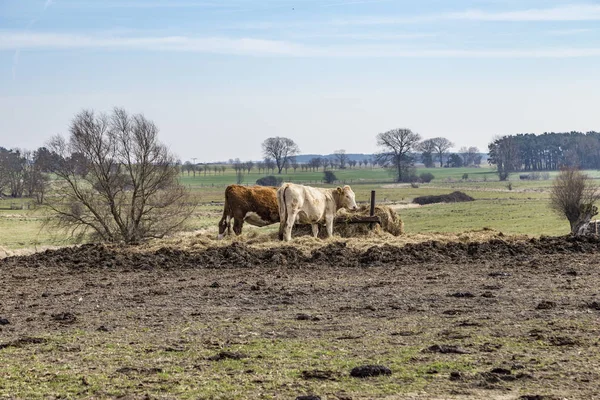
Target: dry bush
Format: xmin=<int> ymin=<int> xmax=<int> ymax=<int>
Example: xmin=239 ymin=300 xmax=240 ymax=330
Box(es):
xmin=45 ymin=108 xmax=193 ymax=244
xmin=550 ymin=168 xmax=600 ymax=235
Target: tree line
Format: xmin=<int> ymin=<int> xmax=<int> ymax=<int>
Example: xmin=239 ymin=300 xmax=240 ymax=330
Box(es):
xmin=212 ymin=132 xmax=481 ymax=184
xmin=488 ymin=131 xmax=600 ymax=180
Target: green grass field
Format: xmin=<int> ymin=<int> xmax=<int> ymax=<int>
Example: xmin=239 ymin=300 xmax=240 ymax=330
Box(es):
xmin=0 ymin=166 xmax=578 ymax=250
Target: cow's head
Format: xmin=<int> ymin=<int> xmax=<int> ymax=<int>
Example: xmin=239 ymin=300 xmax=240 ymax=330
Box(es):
xmin=217 ymin=217 xmax=230 ymax=240
xmin=336 ymin=185 xmax=358 ymax=211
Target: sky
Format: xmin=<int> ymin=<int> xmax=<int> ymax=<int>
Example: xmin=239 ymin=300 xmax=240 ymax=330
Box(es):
xmin=1 ymin=0 xmax=600 ymax=162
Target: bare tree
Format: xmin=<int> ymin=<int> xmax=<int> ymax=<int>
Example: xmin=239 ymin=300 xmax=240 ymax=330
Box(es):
xmin=0 ymin=148 xmax=27 ymax=197
xmin=45 ymin=108 xmax=192 ymax=244
xmin=264 ymin=158 xmax=276 ymax=174
xmin=376 ymin=128 xmax=422 ymax=182
xmin=245 ymin=161 xmax=254 ymax=174
xmin=550 ymin=168 xmax=600 ymax=235
xmin=459 ymin=146 xmax=470 ymax=166
xmin=261 ymin=137 xmax=300 ymax=174
xmin=183 ymin=161 xmax=192 ymax=176
xmin=417 ymin=139 xmax=436 ymax=168
xmin=334 ymin=149 xmax=348 ymax=169
xmin=430 ymin=137 xmax=453 ymax=168
xmin=468 ymin=146 xmax=480 ymax=165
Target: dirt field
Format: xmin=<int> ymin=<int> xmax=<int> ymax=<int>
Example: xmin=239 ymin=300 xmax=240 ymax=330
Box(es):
xmin=2 ymin=236 xmax=600 ymax=399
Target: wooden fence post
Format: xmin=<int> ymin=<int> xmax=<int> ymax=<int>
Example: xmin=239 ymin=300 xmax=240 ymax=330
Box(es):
xmin=369 ymin=190 xmax=376 ymax=229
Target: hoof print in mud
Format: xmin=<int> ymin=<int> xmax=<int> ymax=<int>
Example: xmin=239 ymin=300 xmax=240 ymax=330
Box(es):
xmin=449 ymin=371 xmax=464 ymax=381
xmin=488 ymin=271 xmax=511 ymax=277
xmin=442 ymin=309 xmax=464 ymax=315
xmin=207 ymin=351 xmax=247 ymax=361
xmin=96 ymin=325 xmax=110 ymax=332
xmin=295 ymin=313 xmax=320 ymax=321
xmin=548 ymin=336 xmax=578 ymax=346
xmin=301 ymin=369 xmax=336 ymax=380
xmin=585 ymin=301 xmax=600 ymax=310
xmin=0 ymin=337 xmax=47 ymax=350
xmin=449 ymin=292 xmax=475 ymax=298
xmin=51 ymin=312 xmax=77 ymax=324
xmin=350 ymin=365 xmax=392 ymax=378
xmin=478 ymin=368 xmax=534 ymax=385
xmin=536 ymin=301 xmax=557 ymax=310
xmin=0 ymin=318 xmax=9 ymax=325
xmin=295 ymin=396 xmax=321 ymax=400
xmin=115 ymin=367 xmax=162 ymax=376
xmin=519 ymin=395 xmax=562 ymax=400
xmin=425 ymin=344 xmax=470 ymax=354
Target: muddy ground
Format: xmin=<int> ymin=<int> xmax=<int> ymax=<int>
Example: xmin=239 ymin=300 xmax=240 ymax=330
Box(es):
xmin=2 ymin=236 xmax=600 ymax=399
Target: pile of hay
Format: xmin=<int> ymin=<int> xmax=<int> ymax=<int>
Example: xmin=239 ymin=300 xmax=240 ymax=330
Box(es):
xmin=292 ymin=205 xmax=404 ymax=238
xmin=412 ymin=191 xmax=474 ymax=205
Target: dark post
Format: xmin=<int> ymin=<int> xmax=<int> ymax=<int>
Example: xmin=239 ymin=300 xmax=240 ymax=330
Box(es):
xmin=369 ymin=190 xmax=376 ymax=229
xmin=370 ymin=190 xmax=376 ymax=217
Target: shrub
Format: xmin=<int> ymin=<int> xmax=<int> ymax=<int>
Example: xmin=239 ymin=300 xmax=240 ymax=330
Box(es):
xmin=550 ymin=168 xmax=600 ymax=235
xmin=462 ymin=173 xmax=469 ymax=180
xmin=419 ymin=172 xmax=435 ymax=183
xmin=323 ymin=170 xmax=337 ymax=184
xmin=256 ymin=175 xmax=282 ymax=187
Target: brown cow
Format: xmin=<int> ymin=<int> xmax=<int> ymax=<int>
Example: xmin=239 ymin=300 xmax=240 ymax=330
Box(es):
xmin=217 ymin=185 xmax=279 ymax=239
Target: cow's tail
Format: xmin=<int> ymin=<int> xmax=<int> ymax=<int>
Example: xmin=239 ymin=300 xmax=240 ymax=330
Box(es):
xmin=218 ymin=187 xmax=232 ymax=239
xmin=277 ymin=184 xmax=289 ymax=241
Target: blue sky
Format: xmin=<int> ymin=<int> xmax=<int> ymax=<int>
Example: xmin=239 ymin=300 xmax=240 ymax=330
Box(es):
xmin=1 ymin=0 xmax=599 ymax=162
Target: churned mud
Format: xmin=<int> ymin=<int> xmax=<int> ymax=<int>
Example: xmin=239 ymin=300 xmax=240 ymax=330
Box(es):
xmin=2 ymin=236 xmax=600 ymax=399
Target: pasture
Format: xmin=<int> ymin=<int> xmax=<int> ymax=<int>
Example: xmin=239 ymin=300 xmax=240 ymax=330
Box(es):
xmin=1 ymin=166 xmax=598 ymax=399
xmin=0 ymin=166 xmax=573 ymax=252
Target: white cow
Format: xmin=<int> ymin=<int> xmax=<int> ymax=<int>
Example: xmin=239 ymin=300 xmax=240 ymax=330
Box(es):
xmin=277 ymin=183 xmax=358 ymax=242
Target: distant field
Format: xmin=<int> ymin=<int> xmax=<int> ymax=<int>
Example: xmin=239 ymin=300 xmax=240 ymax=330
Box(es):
xmin=0 ymin=166 xmax=579 ymax=250
xmin=179 ymin=166 xmax=499 ymax=188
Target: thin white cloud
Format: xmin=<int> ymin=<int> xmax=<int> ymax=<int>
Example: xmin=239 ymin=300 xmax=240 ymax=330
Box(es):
xmin=58 ymin=1 xmax=222 ymax=8
xmin=0 ymin=32 xmax=316 ymax=56
xmin=293 ymin=32 xmax=438 ymax=40
xmin=2 ymin=31 xmax=600 ymax=59
xmin=547 ymin=28 xmax=595 ymax=36
xmin=333 ymin=4 xmax=600 ymax=25
xmin=321 ymin=0 xmax=391 ymax=7
xmin=44 ymin=0 xmax=54 ymax=10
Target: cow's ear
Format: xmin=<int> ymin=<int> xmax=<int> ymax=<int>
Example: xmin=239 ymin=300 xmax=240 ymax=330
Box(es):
xmin=336 ymin=187 xmax=343 ymax=194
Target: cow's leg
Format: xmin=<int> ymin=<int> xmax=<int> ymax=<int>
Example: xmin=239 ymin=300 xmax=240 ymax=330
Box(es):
xmin=233 ymin=218 xmax=244 ymax=236
xmin=226 ymin=216 xmax=232 ymax=235
xmin=311 ymin=223 xmax=319 ymax=238
xmin=325 ymin=215 xmax=334 ymax=238
xmin=284 ymin=210 xmax=298 ymax=242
